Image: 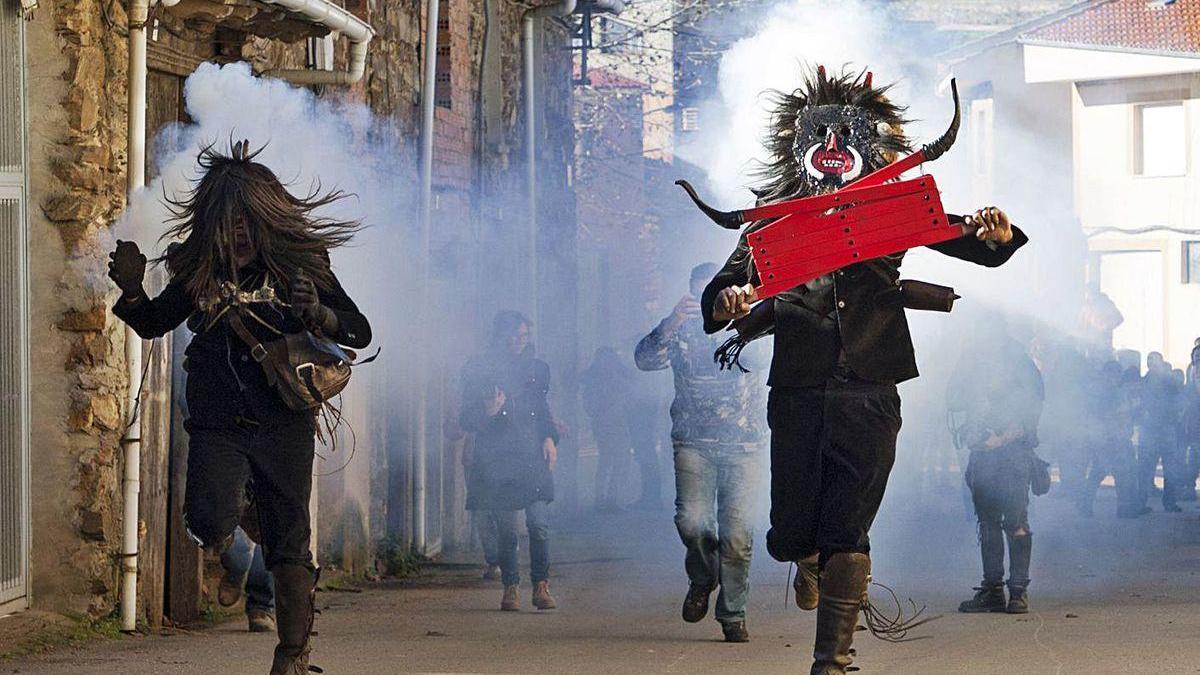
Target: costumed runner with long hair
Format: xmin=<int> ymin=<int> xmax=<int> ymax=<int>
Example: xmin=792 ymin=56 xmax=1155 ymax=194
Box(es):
xmin=108 ymin=140 xmax=372 ymax=675
xmin=683 ymin=66 xmax=1030 ymax=673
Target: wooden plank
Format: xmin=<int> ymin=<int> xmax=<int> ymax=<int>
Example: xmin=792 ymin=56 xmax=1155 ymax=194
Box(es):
xmin=165 ymin=326 xmax=202 ymax=624
xmin=137 ymin=328 xmax=171 ymax=629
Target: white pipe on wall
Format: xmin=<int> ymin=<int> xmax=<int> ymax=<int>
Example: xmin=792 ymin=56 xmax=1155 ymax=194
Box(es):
xmin=120 ymin=0 xmax=150 ymax=635
xmin=522 ymin=0 xmax=576 ymax=332
xmin=261 ymin=0 xmax=375 ymax=85
xmin=413 ymin=0 xmax=441 ymax=554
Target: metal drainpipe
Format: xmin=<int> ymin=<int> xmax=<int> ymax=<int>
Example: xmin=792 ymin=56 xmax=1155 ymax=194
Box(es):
xmin=120 ymin=0 xmax=151 ymax=634
xmin=260 ymin=0 xmax=376 ymax=85
xmin=523 ymin=0 xmax=576 ymax=332
xmin=413 ymin=0 xmax=441 ymax=554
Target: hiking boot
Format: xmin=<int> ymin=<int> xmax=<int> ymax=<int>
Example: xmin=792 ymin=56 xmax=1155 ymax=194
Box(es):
xmin=248 ymin=608 xmax=276 ymax=633
xmin=501 ymin=585 xmax=520 ymax=612
xmin=794 ymin=554 xmax=820 ymax=611
xmin=218 ymin=570 xmax=247 ymax=607
xmin=269 ymin=565 xmax=318 ymax=675
xmin=482 ymin=564 xmax=501 ymax=581
xmin=681 ymin=583 xmax=713 ymax=623
xmin=722 ymin=621 xmax=750 ymax=643
xmin=1006 ymin=587 xmax=1029 ymax=614
xmin=958 ymin=584 xmax=1006 ymax=613
xmin=811 ymin=552 xmax=870 ymax=675
xmin=532 ymin=580 xmax=557 ymax=610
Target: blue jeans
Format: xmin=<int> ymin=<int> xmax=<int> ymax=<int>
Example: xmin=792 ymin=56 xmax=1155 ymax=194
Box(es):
xmin=221 ymin=526 xmax=275 ymax=613
xmin=488 ymin=501 xmax=551 ymax=587
xmin=673 ymin=444 xmax=763 ymax=625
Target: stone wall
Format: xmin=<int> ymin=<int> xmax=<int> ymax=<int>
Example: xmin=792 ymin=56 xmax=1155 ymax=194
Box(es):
xmin=25 ymin=0 xmax=133 ymax=616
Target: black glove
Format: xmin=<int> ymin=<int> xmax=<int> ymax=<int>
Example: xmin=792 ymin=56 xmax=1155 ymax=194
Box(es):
xmin=108 ymin=240 xmax=146 ymax=298
xmin=291 ymin=272 xmax=338 ymax=334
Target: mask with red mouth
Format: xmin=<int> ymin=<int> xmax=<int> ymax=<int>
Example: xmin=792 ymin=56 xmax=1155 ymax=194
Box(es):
xmin=755 ymin=66 xmax=913 ymax=203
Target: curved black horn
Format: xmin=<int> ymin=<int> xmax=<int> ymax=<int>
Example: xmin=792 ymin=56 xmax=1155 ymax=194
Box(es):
xmin=675 ymin=180 xmax=744 ymax=230
xmin=921 ymin=78 xmax=961 ymax=162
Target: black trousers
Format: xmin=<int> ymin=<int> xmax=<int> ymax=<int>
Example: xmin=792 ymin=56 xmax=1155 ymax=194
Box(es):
xmin=966 ymin=445 xmax=1032 ymax=588
xmin=765 ymin=380 xmax=902 ymax=564
xmin=183 ymin=414 xmax=317 ymax=570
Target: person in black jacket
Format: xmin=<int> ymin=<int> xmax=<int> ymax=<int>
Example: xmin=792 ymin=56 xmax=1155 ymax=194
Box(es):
xmin=108 ymin=141 xmax=371 ymax=675
xmin=694 ymin=67 xmax=1029 ymax=675
xmin=460 ymin=311 xmax=560 ymax=612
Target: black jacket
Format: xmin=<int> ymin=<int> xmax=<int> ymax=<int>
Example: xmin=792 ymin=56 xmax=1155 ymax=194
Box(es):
xmin=460 ymin=349 xmax=558 ymax=510
xmin=113 ymin=262 xmax=371 ymax=424
xmin=702 ymin=215 xmax=1028 ymax=387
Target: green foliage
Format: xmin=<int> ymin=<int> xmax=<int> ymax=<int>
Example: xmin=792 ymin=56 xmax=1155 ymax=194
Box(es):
xmin=375 ymin=536 xmax=426 ymax=578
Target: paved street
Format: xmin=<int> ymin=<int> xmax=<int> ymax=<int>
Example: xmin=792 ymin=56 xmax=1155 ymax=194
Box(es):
xmin=6 ymin=482 xmax=1200 ymax=674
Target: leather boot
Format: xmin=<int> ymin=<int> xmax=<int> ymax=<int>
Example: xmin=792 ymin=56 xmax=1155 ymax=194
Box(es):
xmin=811 ymin=552 xmax=870 ymax=675
xmin=794 ymin=554 xmax=820 ymax=611
xmin=958 ymin=583 xmax=1006 ymax=613
xmin=532 ymin=580 xmax=557 ymax=610
xmin=269 ymin=565 xmax=318 ymax=675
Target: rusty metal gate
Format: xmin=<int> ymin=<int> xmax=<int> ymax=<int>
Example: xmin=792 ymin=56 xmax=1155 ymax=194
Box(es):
xmin=0 ymin=0 xmax=30 ymax=613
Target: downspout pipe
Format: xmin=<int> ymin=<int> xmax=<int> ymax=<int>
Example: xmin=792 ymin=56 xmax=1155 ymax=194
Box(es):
xmin=522 ymin=0 xmax=576 ymax=331
xmin=121 ymin=0 xmax=150 ymax=634
xmin=261 ymin=0 xmax=375 ymax=85
xmin=413 ymin=0 xmax=441 ymax=554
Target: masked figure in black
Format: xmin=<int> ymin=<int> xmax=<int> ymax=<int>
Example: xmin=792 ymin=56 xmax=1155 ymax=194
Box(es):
xmin=108 ymin=141 xmax=371 ymax=675
xmin=692 ymin=67 xmax=1029 ymax=674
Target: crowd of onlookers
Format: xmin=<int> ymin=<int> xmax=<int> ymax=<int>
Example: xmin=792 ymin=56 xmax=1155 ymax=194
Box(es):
xmin=1032 ymin=338 xmax=1200 ymax=517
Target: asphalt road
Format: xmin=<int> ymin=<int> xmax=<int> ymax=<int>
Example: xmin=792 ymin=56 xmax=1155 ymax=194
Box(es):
xmin=7 ymin=480 xmax=1200 ymax=675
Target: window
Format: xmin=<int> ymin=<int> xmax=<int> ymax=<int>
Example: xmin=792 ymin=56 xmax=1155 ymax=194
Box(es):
xmin=680 ymin=107 xmax=699 ymax=132
xmin=1136 ymin=103 xmax=1187 ymax=176
xmin=970 ymin=98 xmax=994 ymax=178
xmin=1184 ymin=241 xmax=1200 ymax=284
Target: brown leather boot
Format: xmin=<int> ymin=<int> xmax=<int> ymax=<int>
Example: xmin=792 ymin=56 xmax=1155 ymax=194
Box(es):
xmin=532 ymin=580 xmax=557 ymax=610
xmin=269 ymin=565 xmax=318 ymax=675
xmin=501 ymin=585 xmax=520 ymax=611
xmin=794 ymin=554 xmax=820 ymax=611
xmin=811 ymin=552 xmax=870 ymax=675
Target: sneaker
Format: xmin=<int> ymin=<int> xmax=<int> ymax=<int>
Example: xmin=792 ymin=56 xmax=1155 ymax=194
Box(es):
xmin=532 ymin=580 xmax=557 ymax=610
xmin=1165 ymin=502 xmax=1183 ymax=513
xmin=681 ymin=583 xmax=713 ymax=623
xmin=1006 ymin=587 xmax=1029 ymax=614
xmin=482 ymin=564 xmax=501 ymax=581
xmin=247 ymin=608 xmax=276 ymax=633
xmin=217 ymin=571 xmax=247 ymax=608
xmin=501 ymin=585 xmax=520 ymax=612
xmin=722 ymin=621 xmax=750 ymax=643
xmin=958 ymin=585 xmax=1006 ymax=613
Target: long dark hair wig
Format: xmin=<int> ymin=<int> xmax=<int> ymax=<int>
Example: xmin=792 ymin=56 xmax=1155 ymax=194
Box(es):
xmin=158 ymin=139 xmax=360 ymax=304
xmin=754 ymin=65 xmax=912 ymax=205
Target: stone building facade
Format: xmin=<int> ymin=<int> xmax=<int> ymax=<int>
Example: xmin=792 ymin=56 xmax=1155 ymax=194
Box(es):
xmin=9 ymin=0 xmax=579 ymax=626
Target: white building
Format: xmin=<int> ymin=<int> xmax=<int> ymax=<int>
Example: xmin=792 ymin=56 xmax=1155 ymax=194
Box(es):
xmin=943 ymin=0 xmax=1200 ymax=368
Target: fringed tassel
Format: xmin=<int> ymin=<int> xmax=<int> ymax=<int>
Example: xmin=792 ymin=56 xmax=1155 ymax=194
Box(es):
xmin=714 ymin=335 xmax=751 ymax=373
xmin=860 ymin=579 xmax=940 ymax=643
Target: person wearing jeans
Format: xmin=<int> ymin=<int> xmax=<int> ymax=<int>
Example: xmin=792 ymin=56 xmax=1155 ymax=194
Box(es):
xmin=490 ymin=501 xmax=551 ymax=590
xmin=461 ymin=311 xmax=560 ymax=612
xmin=219 ymin=526 xmax=277 ymax=632
xmin=673 ymin=445 xmax=762 ymax=632
xmin=636 ymin=263 xmax=767 ymax=643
